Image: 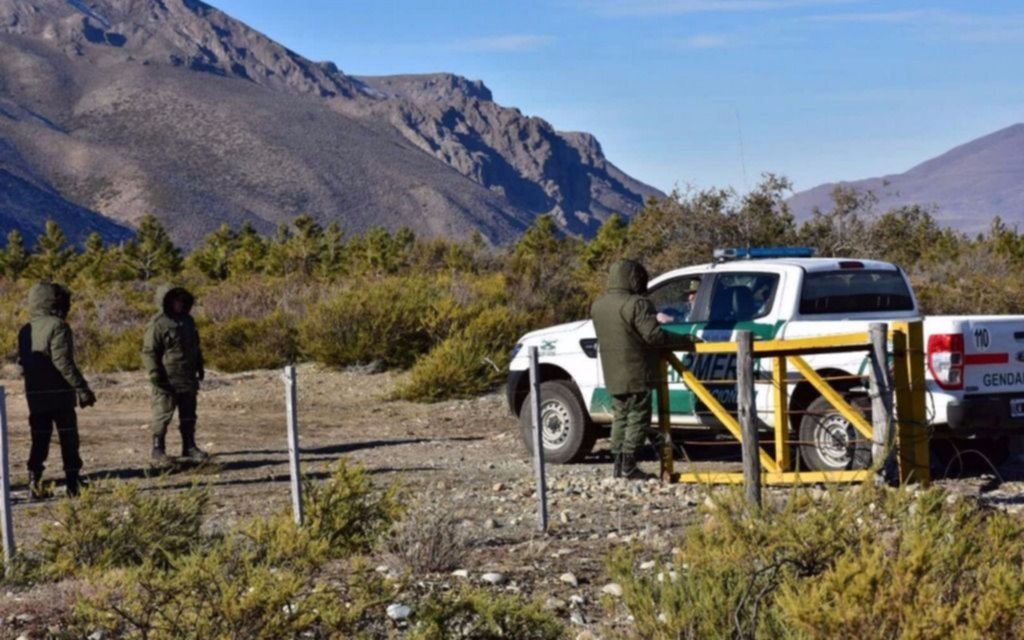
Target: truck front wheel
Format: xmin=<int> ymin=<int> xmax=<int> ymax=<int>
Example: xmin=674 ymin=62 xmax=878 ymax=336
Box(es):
xmin=798 ymin=395 xmax=872 ymax=472
xmin=519 ymin=380 xmax=596 ymax=464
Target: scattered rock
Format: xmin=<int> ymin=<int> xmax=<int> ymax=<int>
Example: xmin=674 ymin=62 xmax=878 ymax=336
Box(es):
xmin=576 ymin=631 xmax=598 ymax=640
xmin=493 ymin=482 xmax=506 ymax=492
xmin=640 ymin=560 xmax=656 ymax=570
xmin=570 ymin=610 xmax=587 ymax=626
xmin=374 ymin=565 xmax=390 ymax=574
xmin=559 ymin=572 xmax=579 ymax=587
xmin=569 ymin=594 xmax=585 ymax=606
xmin=559 ymin=511 xmax=571 ymax=524
xmin=602 ymin=582 xmax=624 ymax=597
xmin=386 ymin=603 xmax=412 ymax=621
xmin=484 ymin=518 xmax=499 ymax=529
xmin=544 ymin=597 xmax=567 ymax=612
xmin=88 ymin=632 xmax=107 ymax=640
xmin=481 ymin=572 xmax=506 ymax=585
xmin=451 ymin=569 xmax=469 ymax=579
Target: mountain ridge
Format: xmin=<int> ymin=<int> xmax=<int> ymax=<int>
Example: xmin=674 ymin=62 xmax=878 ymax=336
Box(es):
xmin=788 ymin=124 xmax=1024 ymax=232
xmin=0 ymin=0 xmax=660 ymax=245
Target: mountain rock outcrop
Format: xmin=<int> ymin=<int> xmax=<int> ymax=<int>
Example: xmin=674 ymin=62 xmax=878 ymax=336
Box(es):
xmin=0 ymin=0 xmax=660 ymax=245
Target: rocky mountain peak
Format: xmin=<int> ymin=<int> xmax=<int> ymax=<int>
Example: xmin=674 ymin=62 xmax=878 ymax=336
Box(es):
xmin=1 ymin=0 xmax=371 ymax=99
xmin=358 ymin=73 xmax=493 ymax=104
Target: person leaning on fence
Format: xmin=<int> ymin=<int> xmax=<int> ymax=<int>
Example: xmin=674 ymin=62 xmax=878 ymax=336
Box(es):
xmin=592 ymin=260 xmax=698 ymax=480
xmin=143 ymin=285 xmax=208 ymax=465
xmin=18 ymin=282 xmax=97 ymax=499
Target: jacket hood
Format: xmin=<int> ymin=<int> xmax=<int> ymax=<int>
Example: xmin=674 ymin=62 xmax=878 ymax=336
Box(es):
xmin=607 ymin=260 xmax=649 ymax=295
xmin=28 ymin=282 xmax=71 ymax=318
xmin=155 ymin=284 xmax=195 ymax=315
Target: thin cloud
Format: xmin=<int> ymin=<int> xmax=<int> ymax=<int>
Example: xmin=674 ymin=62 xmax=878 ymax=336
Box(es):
xmin=677 ymin=34 xmax=734 ymax=48
xmin=451 ymin=35 xmax=554 ymax=53
xmin=801 ymin=9 xmax=1024 ymax=43
xmin=581 ymin=0 xmax=860 ymax=18
xmin=802 ymin=10 xmax=926 ymax=24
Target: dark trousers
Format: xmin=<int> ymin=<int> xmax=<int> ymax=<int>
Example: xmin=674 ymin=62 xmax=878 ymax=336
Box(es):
xmin=610 ymin=390 xmax=653 ymax=455
xmin=28 ymin=409 xmax=82 ymax=475
xmin=151 ymin=390 xmax=198 ymax=438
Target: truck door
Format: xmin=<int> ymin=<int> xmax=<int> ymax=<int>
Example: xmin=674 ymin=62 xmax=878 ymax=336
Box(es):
xmin=659 ymin=271 xmax=783 ymax=427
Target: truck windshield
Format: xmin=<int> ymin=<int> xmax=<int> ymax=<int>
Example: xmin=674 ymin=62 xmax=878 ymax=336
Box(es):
xmin=799 ymin=270 xmax=914 ymax=315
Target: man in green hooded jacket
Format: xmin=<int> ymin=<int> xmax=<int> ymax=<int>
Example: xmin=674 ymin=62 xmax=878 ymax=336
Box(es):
xmin=592 ymin=260 xmax=697 ymax=480
xmin=18 ymin=282 xmax=97 ymax=498
xmin=143 ymin=285 xmax=207 ymax=463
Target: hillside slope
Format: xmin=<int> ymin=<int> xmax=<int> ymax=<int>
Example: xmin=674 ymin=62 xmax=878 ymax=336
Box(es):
xmin=789 ymin=124 xmax=1024 ymax=232
xmin=0 ymin=0 xmax=660 ymax=244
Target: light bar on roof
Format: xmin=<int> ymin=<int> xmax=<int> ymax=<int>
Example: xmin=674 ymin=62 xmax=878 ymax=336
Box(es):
xmin=713 ymin=247 xmax=816 ymax=261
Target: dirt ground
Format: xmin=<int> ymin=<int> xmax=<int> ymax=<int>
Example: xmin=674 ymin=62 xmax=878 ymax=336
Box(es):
xmin=1 ymin=363 xmax=1022 ymax=637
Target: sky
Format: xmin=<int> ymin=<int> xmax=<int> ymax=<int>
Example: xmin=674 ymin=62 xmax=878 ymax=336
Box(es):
xmin=210 ymin=0 xmax=1024 ymax=196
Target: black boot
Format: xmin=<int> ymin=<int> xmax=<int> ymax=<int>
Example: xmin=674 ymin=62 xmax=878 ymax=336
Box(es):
xmin=612 ymin=453 xmax=623 ymax=478
xmin=28 ymin=470 xmax=47 ymax=502
xmin=65 ymin=471 xmax=84 ymax=498
xmin=180 ymin=429 xmax=209 ymax=462
xmin=621 ymin=453 xmax=655 ymax=481
xmin=151 ymin=434 xmax=169 ymax=465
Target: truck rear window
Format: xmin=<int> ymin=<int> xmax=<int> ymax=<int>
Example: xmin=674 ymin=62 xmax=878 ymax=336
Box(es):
xmin=799 ymin=270 xmax=914 ymax=315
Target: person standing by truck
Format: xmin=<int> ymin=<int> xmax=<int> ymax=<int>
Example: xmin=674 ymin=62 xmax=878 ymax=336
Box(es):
xmin=143 ymin=285 xmax=208 ymax=465
xmin=18 ymin=282 xmax=96 ymax=499
xmin=592 ymin=260 xmax=698 ymax=480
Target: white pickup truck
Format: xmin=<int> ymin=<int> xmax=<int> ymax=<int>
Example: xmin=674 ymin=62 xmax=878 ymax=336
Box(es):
xmin=507 ymin=249 xmax=1024 ymax=471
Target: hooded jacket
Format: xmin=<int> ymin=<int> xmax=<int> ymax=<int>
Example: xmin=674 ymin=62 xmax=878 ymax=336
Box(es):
xmin=591 ymin=260 xmax=695 ymax=396
xmin=142 ymin=285 xmax=204 ymax=393
xmin=18 ymin=283 xmax=89 ymax=412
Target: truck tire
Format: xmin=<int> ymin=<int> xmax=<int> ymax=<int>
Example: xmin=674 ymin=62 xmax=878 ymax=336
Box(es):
xmin=798 ymin=395 xmax=872 ymax=472
xmin=519 ymin=380 xmax=596 ymax=464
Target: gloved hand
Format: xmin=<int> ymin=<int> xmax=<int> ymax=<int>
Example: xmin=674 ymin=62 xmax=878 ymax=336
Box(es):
xmin=149 ymin=372 xmax=173 ymax=393
xmin=77 ymin=387 xmax=97 ymax=408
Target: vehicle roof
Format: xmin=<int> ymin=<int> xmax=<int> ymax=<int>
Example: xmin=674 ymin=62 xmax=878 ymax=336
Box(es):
xmin=652 ymin=257 xmax=900 ymax=283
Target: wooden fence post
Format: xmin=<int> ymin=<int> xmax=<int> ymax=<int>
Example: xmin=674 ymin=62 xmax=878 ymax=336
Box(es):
xmin=868 ymin=323 xmax=895 ymax=481
xmin=737 ymin=331 xmax=761 ymax=507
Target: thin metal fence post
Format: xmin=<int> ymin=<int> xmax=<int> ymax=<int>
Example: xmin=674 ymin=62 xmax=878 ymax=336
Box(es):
xmin=868 ymin=323 xmax=895 ymax=481
xmin=284 ymin=366 xmax=304 ymax=526
xmin=529 ymin=347 xmax=549 ymax=533
xmin=736 ymin=331 xmax=761 ymax=507
xmin=0 ymin=387 xmax=15 ymax=569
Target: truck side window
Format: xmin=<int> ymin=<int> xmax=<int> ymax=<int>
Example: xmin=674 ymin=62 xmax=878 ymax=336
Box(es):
xmin=707 ymin=273 xmax=779 ymax=323
xmin=649 ymin=276 xmax=702 ymax=324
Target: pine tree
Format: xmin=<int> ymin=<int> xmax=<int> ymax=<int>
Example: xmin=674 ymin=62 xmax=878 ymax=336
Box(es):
xmin=1 ymin=228 xmax=31 ymax=279
xmin=188 ymin=224 xmax=238 ymax=280
xmin=28 ymin=220 xmax=75 ymax=281
xmin=77 ymin=232 xmax=111 ymax=284
xmin=119 ymin=215 xmax=183 ymax=280
xmin=229 ymin=222 xmax=270 ymax=276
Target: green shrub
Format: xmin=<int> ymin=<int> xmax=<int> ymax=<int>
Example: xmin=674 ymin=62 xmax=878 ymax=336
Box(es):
xmin=84 ymin=326 xmax=145 ymax=372
xmin=608 ymin=486 xmax=1024 ymax=640
xmin=298 ymin=276 xmax=439 ymax=369
xmin=202 ymin=312 xmax=298 ymax=372
xmin=72 ymin=461 xmax=404 ymax=639
xmin=303 ymin=458 xmax=404 ymax=556
xmin=73 ymin=536 xmax=399 ymax=640
xmin=396 ymin=306 xmax=534 ymax=401
xmin=409 ymin=588 xmax=566 ymax=640
xmin=36 ymin=483 xmax=209 ymax=580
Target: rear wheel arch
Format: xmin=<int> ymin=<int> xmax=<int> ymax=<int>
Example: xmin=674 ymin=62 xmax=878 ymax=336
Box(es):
xmin=787 ymin=368 xmax=862 ymax=433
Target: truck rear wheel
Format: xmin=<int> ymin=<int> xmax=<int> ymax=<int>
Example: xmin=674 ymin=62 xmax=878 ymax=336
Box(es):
xmin=798 ymin=395 xmax=872 ymax=472
xmin=519 ymin=380 xmax=596 ymax=464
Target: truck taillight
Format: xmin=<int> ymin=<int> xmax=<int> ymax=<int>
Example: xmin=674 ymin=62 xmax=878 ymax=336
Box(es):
xmin=928 ymin=333 xmax=964 ymax=390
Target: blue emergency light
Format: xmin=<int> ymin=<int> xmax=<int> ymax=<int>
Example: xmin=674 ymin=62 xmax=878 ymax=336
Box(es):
xmin=713 ymin=247 xmax=816 ymax=261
